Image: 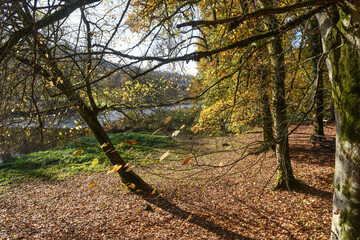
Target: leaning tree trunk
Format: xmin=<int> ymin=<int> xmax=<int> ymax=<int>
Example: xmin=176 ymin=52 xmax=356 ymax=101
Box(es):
xmin=308 ymin=17 xmax=324 ymax=136
xmin=62 ymin=88 xmax=153 ymax=192
xmin=317 ymin=8 xmax=360 ymax=239
xmin=258 ymin=0 xmax=299 ymax=190
xmin=78 ymin=107 xmax=153 ymax=192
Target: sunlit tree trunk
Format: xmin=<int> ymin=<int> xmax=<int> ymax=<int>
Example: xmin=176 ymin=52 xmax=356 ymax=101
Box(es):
xmin=258 ymin=0 xmax=299 ymax=190
xmin=317 ymin=7 xmax=360 ymax=239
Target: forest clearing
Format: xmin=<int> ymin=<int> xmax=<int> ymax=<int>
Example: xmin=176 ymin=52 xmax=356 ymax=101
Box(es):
xmin=1 ymin=1 xmax=360 ymax=238
xmin=0 ymin=124 xmax=335 ymax=239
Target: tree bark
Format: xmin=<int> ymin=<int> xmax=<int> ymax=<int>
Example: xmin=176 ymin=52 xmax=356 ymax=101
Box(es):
xmin=308 ymin=17 xmax=324 ymax=136
xmin=317 ymin=8 xmax=360 ymax=239
xmin=259 ymin=67 xmax=275 ymax=150
xmin=78 ymin=107 xmax=153 ymax=192
xmin=258 ymin=0 xmax=299 ymax=190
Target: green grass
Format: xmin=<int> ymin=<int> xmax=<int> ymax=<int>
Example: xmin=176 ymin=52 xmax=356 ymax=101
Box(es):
xmin=0 ymin=132 xmax=174 ymax=186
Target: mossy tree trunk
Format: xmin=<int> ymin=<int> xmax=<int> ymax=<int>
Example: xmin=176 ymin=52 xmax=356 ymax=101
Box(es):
xmin=308 ymin=17 xmax=324 ymax=136
xmin=258 ymin=0 xmax=299 ymax=190
xmin=259 ymin=67 xmax=275 ymax=150
xmin=317 ymin=7 xmax=360 ymax=239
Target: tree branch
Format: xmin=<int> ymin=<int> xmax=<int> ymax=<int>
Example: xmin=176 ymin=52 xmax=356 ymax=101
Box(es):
xmin=177 ymin=0 xmax=339 ymax=29
xmin=0 ymin=0 xmax=100 ymax=63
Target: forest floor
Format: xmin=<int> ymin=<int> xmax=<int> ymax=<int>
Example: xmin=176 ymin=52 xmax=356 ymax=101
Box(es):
xmin=0 ymin=123 xmax=335 ymax=239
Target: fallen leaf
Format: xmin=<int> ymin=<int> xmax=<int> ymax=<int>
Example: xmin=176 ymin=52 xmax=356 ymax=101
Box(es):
xmin=91 ymin=158 xmax=99 ymax=167
xmin=172 ymin=130 xmax=180 ymax=137
xmin=73 ymin=149 xmax=83 ymax=157
xmin=200 ymin=183 xmax=206 ymax=193
xmin=164 ymin=116 xmax=171 ymax=124
xmin=128 ymin=183 xmax=136 ymax=189
xmin=119 ymin=142 xmax=124 ymax=147
xmin=125 ymin=140 xmax=139 ymax=145
xmin=101 ymin=142 xmax=109 ymax=148
xmin=107 ymin=165 xmax=122 ymax=174
xmin=159 ymin=150 xmax=171 ymax=161
xmin=124 ymin=161 xmax=133 ymax=168
xmin=127 ymin=147 xmax=134 ymax=153
xmin=182 ymin=157 xmax=192 ymax=165
xmin=89 ymin=181 xmax=96 ymax=187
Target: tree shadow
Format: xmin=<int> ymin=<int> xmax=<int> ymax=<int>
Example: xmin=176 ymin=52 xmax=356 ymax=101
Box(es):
xmin=290 ymin=145 xmax=334 ymax=167
xmin=137 ymin=191 xmax=253 ymax=240
xmin=293 ymin=182 xmax=333 ymax=199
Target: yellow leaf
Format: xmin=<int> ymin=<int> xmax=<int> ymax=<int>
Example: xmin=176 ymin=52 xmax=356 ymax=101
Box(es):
xmin=219 ymin=161 xmax=224 ymax=167
xmin=89 ymin=181 xmax=96 ymax=187
xmin=151 ymin=189 xmax=157 ymax=195
xmin=141 ymin=152 xmax=152 ymax=164
xmin=119 ymin=142 xmax=124 ymax=147
xmin=182 ymin=157 xmax=192 ymax=165
xmin=180 ymin=124 xmax=186 ymax=129
xmin=73 ymin=149 xmax=83 ymax=157
xmin=92 ymin=158 xmax=99 ymax=167
xmin=164 ymin=116 xmax=171 ymax=124
xmin=193 ymin=129 xmax=199 ymax=134
xmin=108 ymin=165 xmax=122 ymax=174
xmin=125 ymin=140 xmax=139 ymax=145
xmin=128 ymin=183 xmax=136 ymax=189
xmin=159 ymin=150 xmax=171 ymax=161
xmin=101 ymin=142 xmax=109 ymax=148
xmin=171 ymin=130 xmax=180 ymax=137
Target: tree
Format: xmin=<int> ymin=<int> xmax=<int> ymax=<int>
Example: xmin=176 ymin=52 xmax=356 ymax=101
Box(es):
xmin=308 ymin=17 xmax=325 ymax=136
xmin=258 ymin=0 xmax=299 ymax=190
xmin=316 ymin=5 xmax=360 ymax=239
xmin=124 ymin=0 xmax=360 ymax=237
xmin=0 ymin=0 xmax=152 ymax=192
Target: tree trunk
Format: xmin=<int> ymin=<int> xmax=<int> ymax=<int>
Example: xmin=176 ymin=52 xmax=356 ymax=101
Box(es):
xmin=78 ymin=108 xmax=153 ymax=192
xmin=259 ymin=67 xmax=275 ymax=150
xmin=16 ymin=50 xmax=153 ymax=192
xmin=258 ymin=0 xmax=299 ymax=190
xmin=308 ymin=17 xmax=324 ymax=136
xmin=268 ymin=35 xmax=299 ymax=190
xmin=317 ymin=8 xmax=360 ymax=239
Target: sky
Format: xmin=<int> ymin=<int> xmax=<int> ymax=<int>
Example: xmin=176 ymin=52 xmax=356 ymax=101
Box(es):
xmin=65 ymin=1 xmax=198 ymax=76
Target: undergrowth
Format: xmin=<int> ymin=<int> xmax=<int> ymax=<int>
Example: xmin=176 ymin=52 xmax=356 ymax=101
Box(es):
xmin=0 ymin=132 xmax=174 ymax=187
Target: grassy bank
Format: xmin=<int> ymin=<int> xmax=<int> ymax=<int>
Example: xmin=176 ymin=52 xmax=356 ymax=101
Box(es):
xmin=0 ymin=132 xmax=174 ymax=187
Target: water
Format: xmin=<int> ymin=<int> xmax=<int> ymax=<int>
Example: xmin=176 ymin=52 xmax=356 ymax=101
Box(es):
xmin=0 ymin=104 xmax=193 ymax=163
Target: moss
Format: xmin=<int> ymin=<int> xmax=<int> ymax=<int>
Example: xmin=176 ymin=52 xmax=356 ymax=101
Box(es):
xmin=336 ymin=184 xmax=341 ymax=191
xmin=342 ymin=183 xmax=352 ymax=200
xmin=328 ymin=29 xmax=360 ymax=145
xmin=339 ymin=206 xmax=360 ymax=240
